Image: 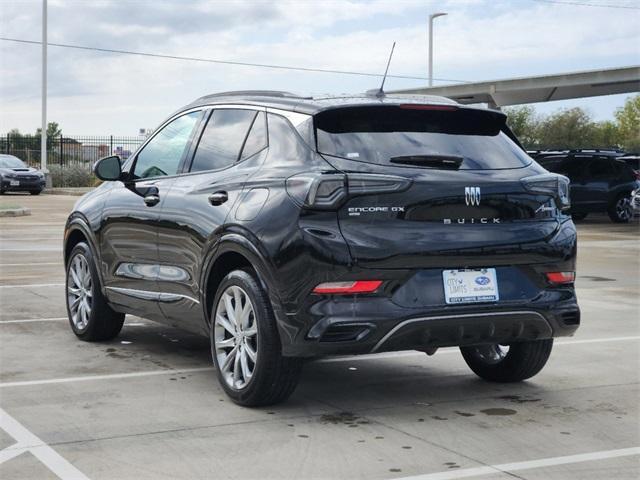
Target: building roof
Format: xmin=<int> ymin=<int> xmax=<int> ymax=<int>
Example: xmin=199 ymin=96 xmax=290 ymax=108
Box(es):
xmin=389 ymin=66 xmax=640 ymax=107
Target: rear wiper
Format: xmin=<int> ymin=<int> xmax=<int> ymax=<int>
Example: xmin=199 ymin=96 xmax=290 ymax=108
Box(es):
xmin=389 ymin=154 xmax=463 ymax=169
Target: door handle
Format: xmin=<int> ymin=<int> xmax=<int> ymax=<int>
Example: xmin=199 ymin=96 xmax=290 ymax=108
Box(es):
xmin=144 ymin=193 xmax=160 ymax=207
xmin=208 ymin=191 xmax=228 ymax=206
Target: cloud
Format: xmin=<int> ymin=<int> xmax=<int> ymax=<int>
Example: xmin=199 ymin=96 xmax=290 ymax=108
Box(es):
xmin=0 ymin=0 xmax=638 ymax=134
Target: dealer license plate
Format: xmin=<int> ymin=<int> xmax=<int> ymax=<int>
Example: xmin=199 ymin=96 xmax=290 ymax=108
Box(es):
xmin=9 ymin=180 xmax=19 ymax=186
xmin=442 ymin=268 xmax=499 ymax=304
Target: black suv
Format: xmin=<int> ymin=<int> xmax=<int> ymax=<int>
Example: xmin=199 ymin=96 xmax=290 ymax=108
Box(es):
xmin=535 ymin=150 xmax=639 ymax=222
xmin=64 ymin=92 xmax=580 ymax=406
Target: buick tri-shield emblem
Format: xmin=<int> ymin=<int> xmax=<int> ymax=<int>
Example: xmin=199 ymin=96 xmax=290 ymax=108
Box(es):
xmin=465 ymin=186 xmax=481 ymax=206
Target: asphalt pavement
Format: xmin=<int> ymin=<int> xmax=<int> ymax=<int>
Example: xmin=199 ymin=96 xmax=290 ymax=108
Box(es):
xmin=0 ymin=193 xmax=638 ymax=480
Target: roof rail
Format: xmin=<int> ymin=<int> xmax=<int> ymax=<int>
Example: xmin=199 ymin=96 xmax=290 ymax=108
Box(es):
xmin=193 ymin=90 xmax=307 ymax=103
xmin=567 ymin=148 xmax=625 ymax=154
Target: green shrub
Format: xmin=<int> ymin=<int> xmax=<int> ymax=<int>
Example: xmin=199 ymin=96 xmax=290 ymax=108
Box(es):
xmin=48 ymin=165 xmax=94 ymax=188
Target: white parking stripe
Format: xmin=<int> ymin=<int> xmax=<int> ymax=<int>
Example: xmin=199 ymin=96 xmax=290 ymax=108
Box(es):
xmin=395 ymin=447 xmax=640 ymax=480
xmin=0 ymin=335 xmax=637 ymax=389
xmin=0 ymin=283 xmax=64 ymax=288
xmin=0 ymin=317 xmax=67 ymax=324
xmin=0 ymin=367 xmax=213 ymax=388
xmin=0 ymin=407 xmax=90 ymax=479
xmin=0 ymin=262 xmax=61 ymax=266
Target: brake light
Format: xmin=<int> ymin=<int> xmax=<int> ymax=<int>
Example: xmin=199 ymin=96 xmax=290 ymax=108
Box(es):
xmin=312 ymin=280 xmax=383 ymax=294
xmin=399 ymin=104 xmax=457 ymax=111
xmin=286 ymin=173 xmax=411 ymax=210
xmin=545 ymin=272 xmax=575 ymax=285
xmin=522 ymin=174 xmax=571 ymax=211
xmin=633 ymin=170 xmax=640 ymax=181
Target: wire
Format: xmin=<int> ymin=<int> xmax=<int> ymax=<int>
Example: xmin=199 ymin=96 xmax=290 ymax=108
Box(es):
xmin=0 ymin=37 xmax=470 ymax=84
xmin=531 ymin=0 xmax=640 ymax=9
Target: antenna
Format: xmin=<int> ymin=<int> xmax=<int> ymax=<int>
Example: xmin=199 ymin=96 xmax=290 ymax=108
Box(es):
xmin=370 ymin=41 xmax=396 ymax=98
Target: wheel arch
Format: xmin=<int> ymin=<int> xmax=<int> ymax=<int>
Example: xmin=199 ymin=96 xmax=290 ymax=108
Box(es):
xmin=201 ymin=233 xmax=290 ymax=346
xmin=64 ymin=216 xmax=105 ymax=286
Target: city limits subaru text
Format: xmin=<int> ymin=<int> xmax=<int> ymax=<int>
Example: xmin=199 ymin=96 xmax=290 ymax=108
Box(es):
xmin=63 ymin=91 xmax=580 ymax=406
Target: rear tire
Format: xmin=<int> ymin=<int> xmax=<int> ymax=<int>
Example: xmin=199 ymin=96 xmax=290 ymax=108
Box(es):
xmin=210 ymin=269 xmax=302 ymax=406
xmin=30 ymin=190 xmax=42 ymax=195
xmin=65 ymin=242 xmax=124 ymax=341
xmin=608 ymin=194 xmax=632 ymax=223
xmin=460 ymin=339 xmax=553 ymax=382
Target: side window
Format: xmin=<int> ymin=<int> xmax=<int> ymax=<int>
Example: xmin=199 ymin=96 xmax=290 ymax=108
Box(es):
xmin=191 ymin=109 xmax=256 ymax=172
xmin=266 ymin=113 xmax=308 ymax=162
xmin=133 ymin=111 xmax=200 ymax=179
xmin=239 ymin=112 xmax=267 ymax=160
xmin=588 ymin=159 xmax=613 ymax=179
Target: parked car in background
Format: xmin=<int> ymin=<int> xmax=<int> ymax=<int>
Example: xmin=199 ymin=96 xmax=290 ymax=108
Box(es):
xmin=619 ymin=155 xmax=640 ymax=177
xmin=537 ymin=150 xmax=639 ymax=222
xmin=63 ymin=91 xmax=580 ymax=406
xmin=0 ymin=154 xmax=46 ymax=195
xmin=632 ymin=188 xmax=640 ymax=217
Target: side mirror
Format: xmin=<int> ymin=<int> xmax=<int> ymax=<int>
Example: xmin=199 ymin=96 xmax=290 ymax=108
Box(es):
xmin=94 ymin=155 xmax=122 ymax=181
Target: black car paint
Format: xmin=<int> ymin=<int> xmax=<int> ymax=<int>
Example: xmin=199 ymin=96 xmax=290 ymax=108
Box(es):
xmin=65 ymin=94 xmax=580 ymax=358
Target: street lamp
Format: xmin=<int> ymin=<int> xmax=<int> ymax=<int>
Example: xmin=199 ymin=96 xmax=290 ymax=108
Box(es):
xmin=428 ymin=12 xmax=447 ymax=87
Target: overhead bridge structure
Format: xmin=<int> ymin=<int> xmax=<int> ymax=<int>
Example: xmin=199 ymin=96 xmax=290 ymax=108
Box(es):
xmin=390 ymin=65 xmax=640 ymax=107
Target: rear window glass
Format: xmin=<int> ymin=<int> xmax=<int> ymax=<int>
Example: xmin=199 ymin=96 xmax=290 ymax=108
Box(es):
xmin=315 ymin=106 xmax=531 ymax=170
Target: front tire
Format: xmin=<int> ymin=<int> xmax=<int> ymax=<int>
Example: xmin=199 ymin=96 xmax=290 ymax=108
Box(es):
xmin=66 ymin=242 xmax=124 ymax=341
xmin=608 ymin=194 xmax=632 ymax=223
xmin=460 ymin=339 xmax=553 ymax=382
xmin=210 ymin=269 xmax=302 ymax=406
xmin=30 ymin=190 xmax=42 ymax=195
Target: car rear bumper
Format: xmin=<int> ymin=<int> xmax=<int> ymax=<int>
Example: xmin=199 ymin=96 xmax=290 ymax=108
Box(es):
xmin=280 ymin=292 xmax=579 ymax=357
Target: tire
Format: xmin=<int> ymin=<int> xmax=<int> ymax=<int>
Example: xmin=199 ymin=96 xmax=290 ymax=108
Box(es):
xmin=460 ymin=339 xmax=553 ymax=383
xmin=210 ymin=269 xmax=302 ymax=406
xmin=30 ymin=190 xmax=42 ymax=195
xmin=65 ymin=242 xmax=124 ymax=341
xmin=571 ymin=212 xmax=588 ymax=221
xmin=608 ymin=194 xmax=633 ymax=223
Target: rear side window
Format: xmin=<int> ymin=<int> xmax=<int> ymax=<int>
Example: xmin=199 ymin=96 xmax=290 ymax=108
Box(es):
xmin=315 ymin=106 xmax=531 ymax=170
xmin=191 ymin=109 xmax=256 ymax=172
xmin=240 ymin=112 xmax=267 ymax=160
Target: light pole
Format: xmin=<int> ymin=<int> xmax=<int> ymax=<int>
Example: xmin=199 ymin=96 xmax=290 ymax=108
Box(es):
xmin=428 ymin=12 xmax=447 ymax=87
xmin=41 ymin=0 xmax=48 ymax=183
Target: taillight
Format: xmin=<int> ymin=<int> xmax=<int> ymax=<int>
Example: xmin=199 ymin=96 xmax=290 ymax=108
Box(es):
xmin=545 ymin=271 xmax=575 ymax=285
xmin=286 ymin=173 xmax=411 ymax=210
xmin=312 ymin=280 xmax=383 ymax=294
xmin=522 ymin=174 xmax=570 ymax=211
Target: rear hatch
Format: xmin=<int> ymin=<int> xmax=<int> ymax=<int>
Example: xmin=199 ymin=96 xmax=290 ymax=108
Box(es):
xmin=313 ymin=104 xmax=570 ymax=269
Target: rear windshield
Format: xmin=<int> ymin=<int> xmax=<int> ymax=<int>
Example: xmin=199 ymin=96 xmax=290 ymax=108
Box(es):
xmin=314 ymin=106 xmax=532 ymax=170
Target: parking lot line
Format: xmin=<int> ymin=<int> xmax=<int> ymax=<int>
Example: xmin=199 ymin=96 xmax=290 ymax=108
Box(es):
xmin=0 ymin=283 xmax=64 ymax=288
xmin=0 ymin=406 xmax=90 ymax=480
xmin=0 ymin=336 xmax=637 ymax=389
xmin=396 ymin=446 xmax=640 ymax=480
xmin=0 ymin=262 xmax=61 ymax=267
xmin=0 ymin=367 xmax=213 ymax=389
xmin=0 ymin=317 xmax=67 ymax=324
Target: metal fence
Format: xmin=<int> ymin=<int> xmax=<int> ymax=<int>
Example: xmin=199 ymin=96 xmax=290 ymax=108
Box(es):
xmin=0 ymin=134 xmax=145 ymax=170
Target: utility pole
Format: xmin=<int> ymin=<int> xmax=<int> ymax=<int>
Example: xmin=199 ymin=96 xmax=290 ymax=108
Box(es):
xmin=41 ymin=0 xmax=50 ymax=187
xmin=428 ymin=12 xmax=447 ymax=87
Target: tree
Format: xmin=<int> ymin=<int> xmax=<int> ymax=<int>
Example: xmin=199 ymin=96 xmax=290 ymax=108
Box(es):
xmin=614 ymin=94 xmax=640 ymax=152
xmin=504 ymin=106 xmax=539 ymax=148
xmin=535 ymin=107 xmax=598 ymax=149
xmin=36 ymin=122 xmax=62 ymax=138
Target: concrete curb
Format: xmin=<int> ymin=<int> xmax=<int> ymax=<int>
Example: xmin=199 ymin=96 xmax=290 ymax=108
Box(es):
xmin=46 ymin=188 xmax=93 ymax=196
xmin=0 ymin=207 xmax=31 ymax=217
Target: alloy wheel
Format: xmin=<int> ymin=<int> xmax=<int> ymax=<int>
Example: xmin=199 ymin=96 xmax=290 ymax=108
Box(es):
xmin=67 ymin=253 xmax=93 ymax=330
xmin=213 ymin=285 xmax=258 ymax=390
xmin=615 ymin=196 xmax=632 ymax=222
xmin=469 ymin=344 xmax=510 ymax=365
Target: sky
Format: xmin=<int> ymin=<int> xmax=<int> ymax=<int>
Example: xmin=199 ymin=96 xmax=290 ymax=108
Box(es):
xmin=0 ymin=0 xmax=639 ymax=136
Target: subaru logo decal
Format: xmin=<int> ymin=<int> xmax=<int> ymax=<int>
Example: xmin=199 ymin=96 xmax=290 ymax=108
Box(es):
xmin=465 ymin=186 xmax=481 ymax=206
xmin=475 ymin=276 xmax=491 ymax=285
